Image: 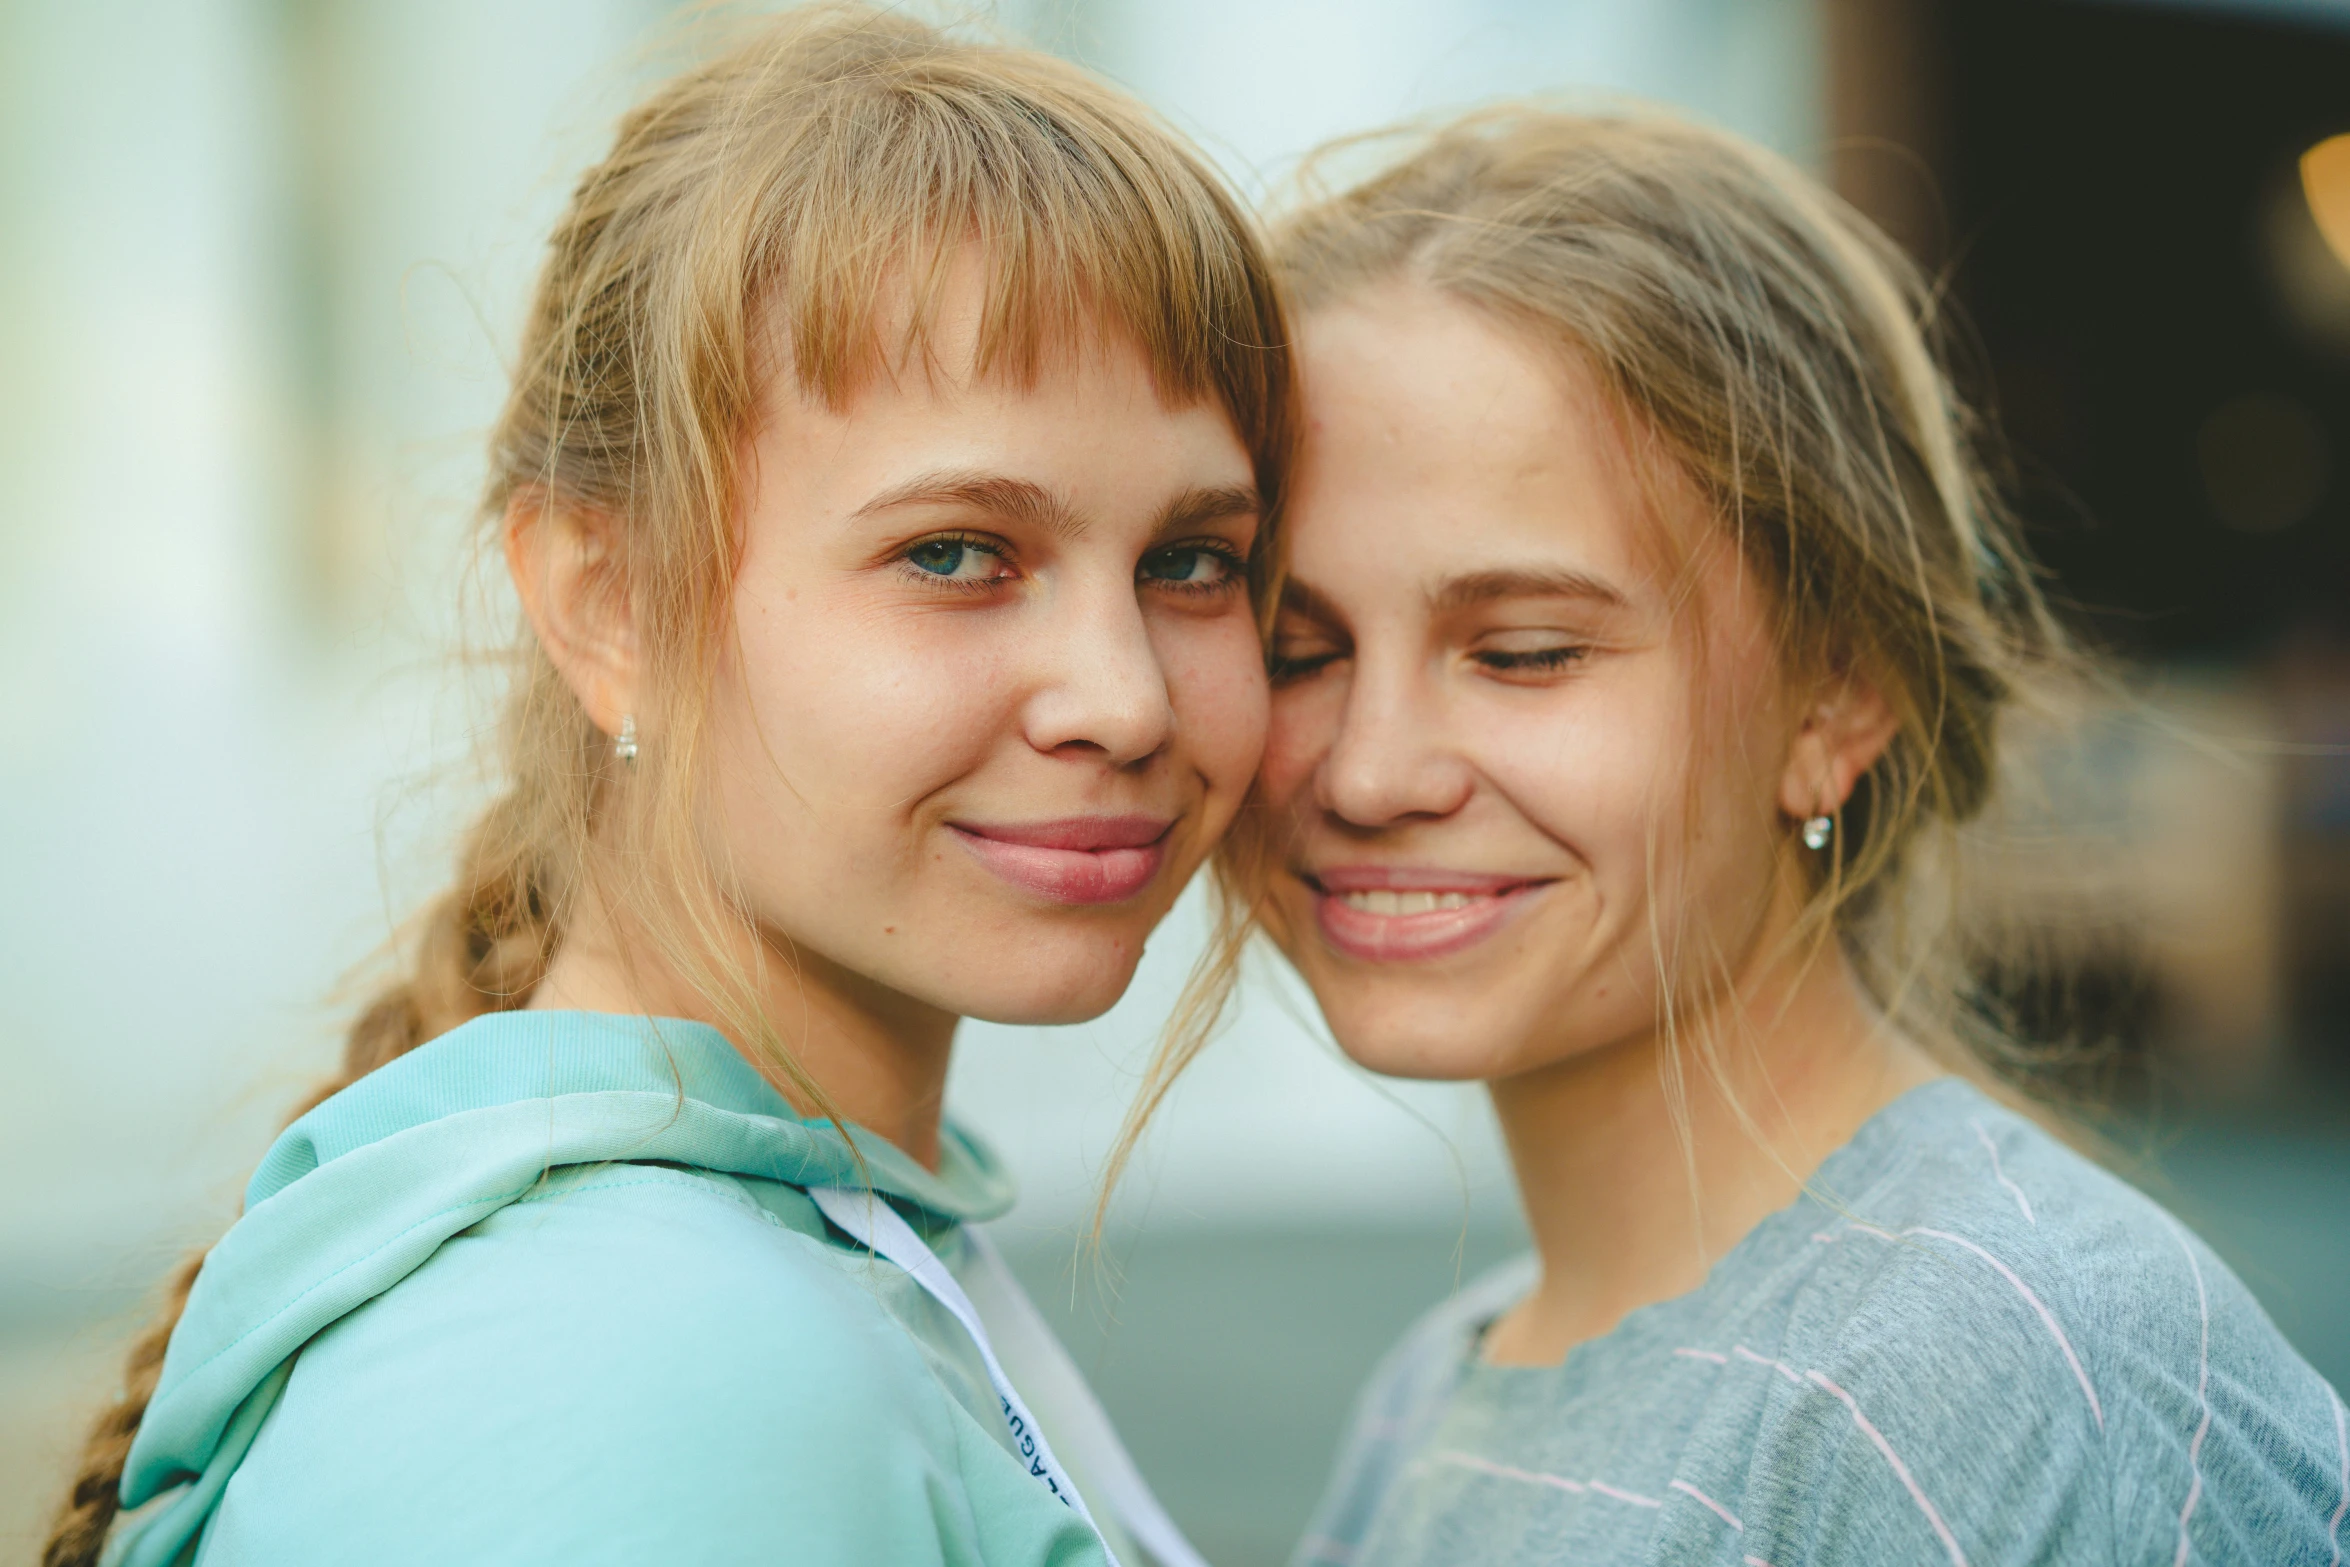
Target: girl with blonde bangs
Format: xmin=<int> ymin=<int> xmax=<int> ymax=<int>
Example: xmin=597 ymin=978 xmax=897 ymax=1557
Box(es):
xmin=1190 ymin=109 xmax=2342 ymax=1565
xmin=46 ymin=9 xmax=1286 ymax=1566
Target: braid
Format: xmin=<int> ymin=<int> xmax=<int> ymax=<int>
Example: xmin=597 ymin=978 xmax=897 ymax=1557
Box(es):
xmin=38 ymin=780 xmax=569 ymax=1567
xmin=404 ymin=780 xmax=569 ymax=1047
xmin=38 ymin=1253 xmax=202 ymax=1567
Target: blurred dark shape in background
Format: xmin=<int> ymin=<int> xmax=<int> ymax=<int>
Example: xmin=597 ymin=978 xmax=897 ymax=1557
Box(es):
xmin=1815 ymin=0 xmax=2350 ymax=1475
xmin=1943 ymin=0 xmax=2350 ymax=661
xmin=1830 ymin=0 xmax=2350 ymax=1097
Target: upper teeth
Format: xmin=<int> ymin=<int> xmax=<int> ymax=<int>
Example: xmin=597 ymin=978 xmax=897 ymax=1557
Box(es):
xmin=1339 ymin=890 xmax=1476 ymax=915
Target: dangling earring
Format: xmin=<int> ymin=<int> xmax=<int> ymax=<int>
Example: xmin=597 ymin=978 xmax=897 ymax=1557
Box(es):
xmin=1801 ymin=813 xmax=1833 ymax=851
xmin=614 ymin=714 xmax=639 ymax=765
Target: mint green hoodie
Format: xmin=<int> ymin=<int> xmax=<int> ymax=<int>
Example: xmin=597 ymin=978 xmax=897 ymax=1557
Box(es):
xmin=109 ymin=1011 xmax=1113 ymax=1567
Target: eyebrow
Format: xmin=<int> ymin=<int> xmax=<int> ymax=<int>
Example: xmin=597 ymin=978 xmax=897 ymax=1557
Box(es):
xmin=849 ymin=469 xmax=1085 ymax=538
xmin=847 ymin=471 xmax=1259 ymax=542
xmin=1155 ymin=484 xmax=1261 ymax=538
xmin=1428 ymin=566 xmax=1629 ymax=613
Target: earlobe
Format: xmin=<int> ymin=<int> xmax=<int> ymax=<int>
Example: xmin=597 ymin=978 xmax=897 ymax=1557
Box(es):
xmin=1778 ymin=674 xmax=1900 ymax=822
xmin=504 ymin=489 xmax=641 ymax=739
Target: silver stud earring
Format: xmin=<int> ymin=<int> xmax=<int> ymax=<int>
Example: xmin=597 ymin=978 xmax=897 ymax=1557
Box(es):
xmin=614 ymin=714 xmax=638 ymax=765
xmin=1801 ymin=813 xmax=1833 ymax=852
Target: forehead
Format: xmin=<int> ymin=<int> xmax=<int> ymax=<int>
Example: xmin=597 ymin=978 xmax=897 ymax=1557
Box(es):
xmin=751 ymin=265 xmax=1224 ymax=459
xmin=1289 ymin=287 xmax=1699 ymax=597
xmin=760 ymin=244 xmax=1190 ymax=421
xmin=740 ymin=269 xmax=1255 ymax=533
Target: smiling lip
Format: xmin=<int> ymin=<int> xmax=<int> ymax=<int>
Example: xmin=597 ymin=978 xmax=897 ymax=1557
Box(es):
xmin=1304 ymin=865 xmax=1553 ymax=962
xmin=950 ymin=816 xmax=1174 ymax=906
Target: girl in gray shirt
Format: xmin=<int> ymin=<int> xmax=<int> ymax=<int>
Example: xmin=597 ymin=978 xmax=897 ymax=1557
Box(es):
xmin=1295 ymin=1079 xmax=2340 ymax=1565
xmin=1175 ymin=105 xmax=2348 ymax=1564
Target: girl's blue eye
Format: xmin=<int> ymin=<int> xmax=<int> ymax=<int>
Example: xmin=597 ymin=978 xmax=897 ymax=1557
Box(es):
xmin=1139 ymin=545 xmax=1239 ymax=589
xmin=902 ymin=536 xmax=1004 ymax=583
xmin=908 ymin=539 xmax=970 ymax=576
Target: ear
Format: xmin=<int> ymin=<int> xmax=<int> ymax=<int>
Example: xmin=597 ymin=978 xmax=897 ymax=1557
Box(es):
xmin=504 ymin=489 xmax=639 ymax=739
xmin=1778 ymin=669 xmax=1901 ymax=823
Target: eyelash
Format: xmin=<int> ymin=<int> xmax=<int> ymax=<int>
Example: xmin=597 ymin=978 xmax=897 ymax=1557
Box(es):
xmin=1269 ymin=650 xmax=1339 ymax=684
xmin=1474 ymin=646 xmax=1588 ymax=674
xmin=892 ymin=534 xmax=1250 ymax=598
xmin=1267 ymin=644 xmax=1588 ymax=686
xmin=1140 ymin=540 xmax=1250 ymax=599
xmin=891 ymin=531 xmax=1011 ymax=595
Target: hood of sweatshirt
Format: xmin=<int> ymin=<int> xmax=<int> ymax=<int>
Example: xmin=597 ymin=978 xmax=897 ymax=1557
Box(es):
xmin=113 ymin=1009 xmax=1012 ymax=1564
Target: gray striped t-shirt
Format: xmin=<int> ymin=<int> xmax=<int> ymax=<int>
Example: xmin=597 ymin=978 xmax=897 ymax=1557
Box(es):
xmin=1294 ymin=1079 xmax=2347 ymax=1566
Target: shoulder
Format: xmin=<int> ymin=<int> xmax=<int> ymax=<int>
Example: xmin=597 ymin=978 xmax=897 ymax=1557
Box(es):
xmin=340 ymin=1160 xmax=944 ymax=1410
xmin=206 ymin=1164 xmax=1025 ymax=1564
xmin=1295 ymin=1254 xmax=1536 ymax=1567
xmin=1794 ymin=1082 xmax=2300 ymax=1392
xmin=1743 ymin=1082 xmax=2347 ymax=1565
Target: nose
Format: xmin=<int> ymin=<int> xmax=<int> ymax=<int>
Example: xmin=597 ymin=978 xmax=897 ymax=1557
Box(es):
xmin=1315 ymin=651 xmax=1475 ymax=827
xmin=1020 ymin=580 xmax=1176 ymax=767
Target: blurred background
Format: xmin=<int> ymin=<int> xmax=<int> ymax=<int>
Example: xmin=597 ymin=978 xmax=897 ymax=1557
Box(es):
xmin=3 ymin=0 xmax=2348 ymax=1561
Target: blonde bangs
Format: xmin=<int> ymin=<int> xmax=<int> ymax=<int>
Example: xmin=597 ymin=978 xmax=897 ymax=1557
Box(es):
xmin=549 ymin=5 xmax=1292 ymax=540
xmin=496 ymin=4 xmax=1297 ymax=712
xmin=754 ymin=50 xmax=1284 ymax=433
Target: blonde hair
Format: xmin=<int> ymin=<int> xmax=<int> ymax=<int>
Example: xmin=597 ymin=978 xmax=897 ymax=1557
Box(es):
xmin=43 ymin=9 xmax=1290 ymax=1561
xmin=1099 ymin=106 xmax=2088 ymax=1214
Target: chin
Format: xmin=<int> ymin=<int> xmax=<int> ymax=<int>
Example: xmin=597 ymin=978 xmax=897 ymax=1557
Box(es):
xmin=959 ymin=982 xmax=1133 ymax=1028
xmin=948 ymin=929 xmax=1150 ymax=1027
xmin=1328 ymin=1015 xmax=1517 ymax=1081
xmin=1297 ymin=978 xmax=1504 ymax=1081
xmin=1281 ymin=944 xmax=1562 ymax=1081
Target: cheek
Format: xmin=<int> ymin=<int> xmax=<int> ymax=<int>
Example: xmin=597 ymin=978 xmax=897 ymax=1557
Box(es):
xmin=1485 ymin=658 xmax=1781 ymax=942
xmin=1477 ymin=680 xmax=1679 ymax=865
xmin=1158 ymin=613 xmax=1270 ymax=795
xmin=724 ymin=585 xmax=1010 ymax=816
xmin=1260 ymin=681 xmax=1340 ymax=813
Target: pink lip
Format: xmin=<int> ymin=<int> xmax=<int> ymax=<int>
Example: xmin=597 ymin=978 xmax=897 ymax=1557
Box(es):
xmin=1302 ymin=864 xmax=1553 ymax=963
xmin=950 ymin=815 xmax=1174 ymax=905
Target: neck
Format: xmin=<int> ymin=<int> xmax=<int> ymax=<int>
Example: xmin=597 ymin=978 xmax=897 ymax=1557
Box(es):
xmin=531 ymin=895 xmax=959 ymax=1171
xmin=1481 ymin=937 xmax=1938 ymax=1366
